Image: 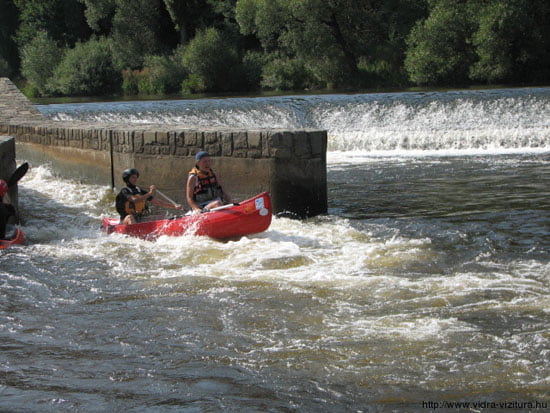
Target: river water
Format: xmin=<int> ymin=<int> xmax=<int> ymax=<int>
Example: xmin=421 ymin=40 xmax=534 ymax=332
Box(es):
xmin=1 ymin=88 xmax=549 ymax=412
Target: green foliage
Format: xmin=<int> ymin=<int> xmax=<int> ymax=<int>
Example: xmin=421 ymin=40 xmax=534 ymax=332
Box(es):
xmin=6 ymin=0 xmax=550 ymax=96
xmin=0 ymin=0 xmax=20 ymax=76
xmin=236 ymin=0 xmax=286 ymax=52
xmin=50 ymin=37 xmax=120 ymax=96
xmin=181 ymin=74 xmax=206 ymax=94
xmin=470 ymin=0 xmax=550 ymax=83
xmin=121 ymin=47 xmax=187 ymax=95
xmin=20 ymin=31 xmax=63 ymax=95
xmin=79 ymin=0 xmax=116 ymax=35
xmin=236 ymin=0 xmax=426 ymax=88
xmin=21 ymin=82 xmax=41 ymax=98
xmin=405 ymin=0 xmax=476 ymax=85
xmin=163 ymin=0 xmax=214 ymax=44
xmin=261 ymin=57 xmax=317 ymax=90
xmin=405 ymin=0 xmax=550 ymax=86
xmin=121 ymin=69 xmax=140 ymax=95
xmin=241 ymin=50 xmax=265 ymax=90
xmin=182 ymin=27 xmax=246 ymax=92
xmin=470 ymin=1 xmax=518 ymax=82
xmin=111 ymin=0 xmax=162 ymax=70
xmin=358 ymin=57 xmax=408 ymax=88
xmin=142 ymin=49 xmax=187 ymax=94
xmin=14 ymin=0 xmax=90 ymax=48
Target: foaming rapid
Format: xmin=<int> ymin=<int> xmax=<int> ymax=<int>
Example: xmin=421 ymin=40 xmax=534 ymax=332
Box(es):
xmin=4 ymin=155 xmax=548 ymax=411
xmin=19 ymin=165 xmax=112 ymax=244
xmin=37 ymin=87 xmax=550 ymax=154
xmin=17 ymin=165 xmax=434 ymax=286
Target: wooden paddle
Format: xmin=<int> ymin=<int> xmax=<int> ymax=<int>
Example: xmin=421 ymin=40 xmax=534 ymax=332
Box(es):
xmin=7 ymin=162 xmax=29 ymax=188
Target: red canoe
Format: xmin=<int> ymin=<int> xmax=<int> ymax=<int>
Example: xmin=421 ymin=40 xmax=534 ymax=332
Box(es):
xmin=0 ymin=226 xmax=26 ymax=250
xmin=102 ymin=192 xmax=272 ymax=240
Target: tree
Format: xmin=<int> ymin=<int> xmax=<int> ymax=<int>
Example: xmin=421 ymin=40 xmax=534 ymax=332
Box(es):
xmin=20 ymin=31 xmax=63 ymax=95
xmin=182 ymin=27 xmax=246 ymax=92
xmin=51 ymin=37 xmax=120 ymax=96
xmin=78 ymin=0 xmax=116 ymax=36
xmin=470 ymin=0 xmax=550 ymax=83
xmin=237 ymin=0 xmax=350 ymax=85
xmin=110 ymin=0 xmax=165 ymax=70
xmin=0 ymin=58 xmax=10 ymax=77
xmin=236 ymin=0 xmax=426 ymax=88
xmin=362 ymin=0 xmax=428 ymax=86
xmin=405 ymin=0 xmax=476 ymax=85
xmin=14 ymin=0 xmax=90 ymax=48
xmin=162 ymin=0 xmax=213 ymax=44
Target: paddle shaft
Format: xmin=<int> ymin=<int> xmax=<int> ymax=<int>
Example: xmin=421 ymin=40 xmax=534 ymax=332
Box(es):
xmin=156 ymin=190 xmax=178 ymax=207
xmin=208 ymin=202 xmax=240 ymax=212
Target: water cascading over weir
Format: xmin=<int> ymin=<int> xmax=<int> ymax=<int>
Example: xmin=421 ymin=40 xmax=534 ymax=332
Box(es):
xmin=0 ymin=78 xmax=327 ymax=217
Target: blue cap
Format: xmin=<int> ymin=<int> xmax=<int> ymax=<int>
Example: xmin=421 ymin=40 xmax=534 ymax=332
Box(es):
xmin=195 ymin=151 xmax=210 ymax=161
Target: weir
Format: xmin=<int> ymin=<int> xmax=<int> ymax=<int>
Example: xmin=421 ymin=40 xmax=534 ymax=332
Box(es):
xmin=0 ymin=78 xmax=327 ymax=217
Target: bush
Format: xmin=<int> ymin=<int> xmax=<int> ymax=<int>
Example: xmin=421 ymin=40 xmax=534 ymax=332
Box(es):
xmin=21 ymin=82 xmax=41 ymax=98
xmin=182 ymin=27 xmax=244 ymax=92
xmin=181 ymin=74 xmax=206 ymax=94
xmin=20 ymin=31 xmax=62 ymax=95
xmin=136 ymin=68 xmax=157 ymax=95
xmin=141 ymin=49 xmax=187 ymax=94
xmin=121 ymin=69 xmax=140 ymax=95
xmin=51 ymin=37 xmax=120 ymax=96
xmin=121 ymin=48 xmax=187 ymax=96
xmin=261 ymin=57 xmax=316 ymax=90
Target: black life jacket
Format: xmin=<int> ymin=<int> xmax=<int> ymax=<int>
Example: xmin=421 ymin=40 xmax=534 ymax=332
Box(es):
xmin=116 ymin=185 xmax=149 ymax=217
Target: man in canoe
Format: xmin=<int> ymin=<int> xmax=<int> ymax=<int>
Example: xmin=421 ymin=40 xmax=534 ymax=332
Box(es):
xmin=0 ymin=179 xmax=16 ymax=239
xmin=186 ymin=151 xmax=233 ymax=213
xmin=116 ymin=168 xmax=182 ymax=225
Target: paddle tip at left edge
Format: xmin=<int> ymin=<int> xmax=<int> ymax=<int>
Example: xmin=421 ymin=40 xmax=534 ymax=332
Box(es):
xmin=7 ymin=162 xmax=30 ymax=188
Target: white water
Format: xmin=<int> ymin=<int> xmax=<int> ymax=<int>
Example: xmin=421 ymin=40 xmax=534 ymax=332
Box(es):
xmin=18 ymin=165 xmax=436 ymax=284
xmin=5 ymin=156 xmax=548 ymax=412
xmin=39 ymin=87 xmax=550 ymax=155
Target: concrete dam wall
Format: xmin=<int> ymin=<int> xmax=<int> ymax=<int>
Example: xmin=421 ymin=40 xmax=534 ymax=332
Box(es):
xmin=0 ymin=78 xmax=328 ymax=217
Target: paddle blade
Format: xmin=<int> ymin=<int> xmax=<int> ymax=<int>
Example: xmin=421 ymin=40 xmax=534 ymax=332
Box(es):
xmin=7 ymin=162 xmax=29 ymax=188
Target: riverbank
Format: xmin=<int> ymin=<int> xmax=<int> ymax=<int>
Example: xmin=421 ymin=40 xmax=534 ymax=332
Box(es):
xmin=27 ymin=82 xmax=549 ymax=106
